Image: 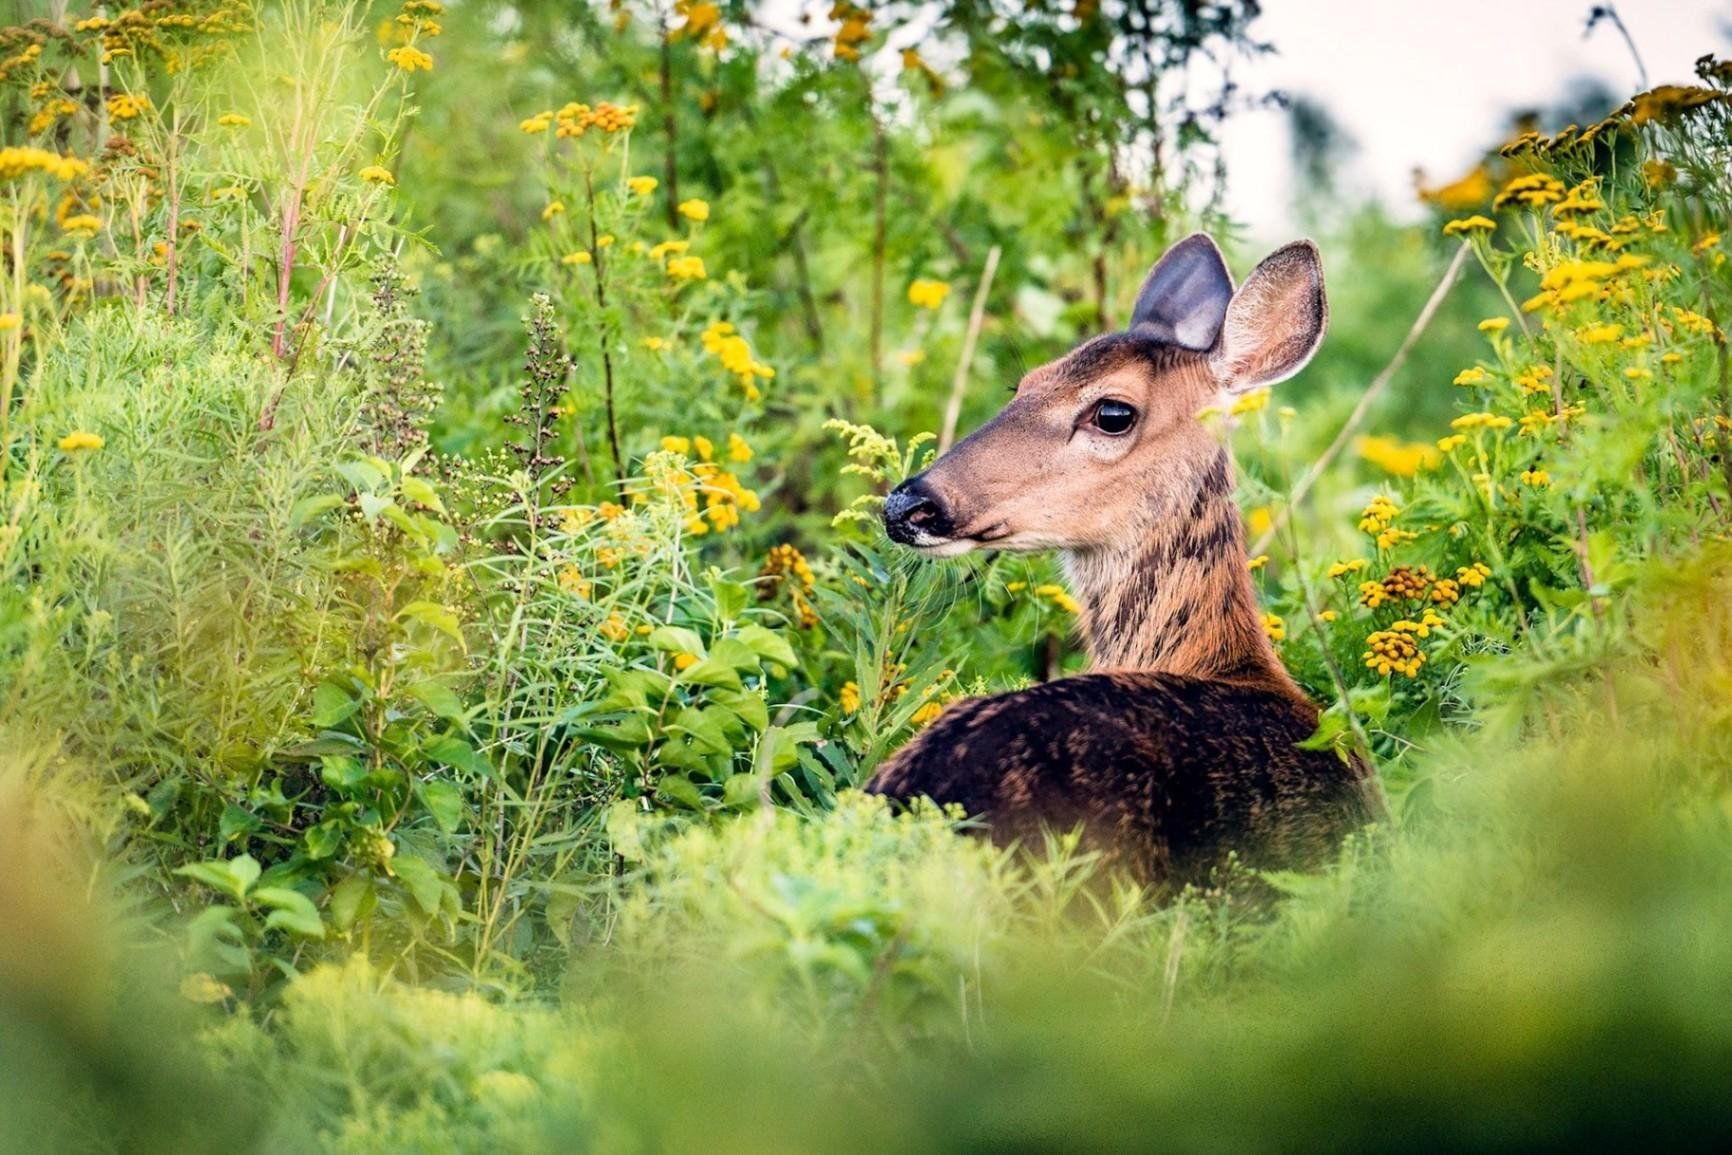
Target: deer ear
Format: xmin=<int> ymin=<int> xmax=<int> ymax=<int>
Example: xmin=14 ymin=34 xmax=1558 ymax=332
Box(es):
xmin=1210 ymin=240 xmax=1327 ymax=393
xmin=1128 ymin=233 xmax=1234 ymax=351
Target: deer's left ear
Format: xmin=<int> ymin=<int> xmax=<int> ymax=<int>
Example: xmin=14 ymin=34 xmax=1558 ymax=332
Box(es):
xmin=1129 ymin=233 xmax=1235 ymax=351
xmin=1210 ymin=240 xmax=1327 ymax=393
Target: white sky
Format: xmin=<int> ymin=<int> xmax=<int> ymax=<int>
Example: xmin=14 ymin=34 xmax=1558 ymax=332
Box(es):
xmin=1217 ymin=0 xmax=1732 ymax=239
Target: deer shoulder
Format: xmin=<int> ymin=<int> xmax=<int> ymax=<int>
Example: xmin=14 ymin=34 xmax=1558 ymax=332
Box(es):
xmin=869 ymin=232 xmax=1383 ymax=883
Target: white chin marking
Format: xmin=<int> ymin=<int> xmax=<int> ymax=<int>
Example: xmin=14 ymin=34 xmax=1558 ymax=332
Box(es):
xmin=912 ymin=538 xmax=979 ymax=558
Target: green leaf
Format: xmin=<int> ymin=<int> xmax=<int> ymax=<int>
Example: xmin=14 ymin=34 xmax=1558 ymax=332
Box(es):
xmin=711 ymin=686 xmax=769 ymax=732
xmin=320 ymin=755 xmax=367 ymax=792
xmin=289 ymin=493 xmax=344 ymax=529
xmin=176 ymin=854 xmax=260 ymax=901
xmin=357 ymin=492 xmax=394 ymax=524
xmin=304 ymin=820 xmax=344 ymax=860
xmin=677 ymin=655 xmax=743 ymax=689
xmin=335 ymin=458 xmax=387 ymax=494
xmin=708 ymin=571 xmax=751 ymax=623
xmin=255 ymin=887 xmax=326 ymax=939
xmin=219 ymin=803 xmax=259 ymax=843
xmin=415 ymin=778 xmax=465 ymax=834
xmin=722 ymin=772 xmax=766 ymax=809
xmin=735 ymin=624 xmax=798 ymax=669
xmin=601 ymin=668 xmax=673 ymax=711
xmin=400 ymin=475 xmax=446 ymax=513
xmin=186 ymin=906 xmax=249 ymax=974
xmin=390 ymin=854 xmax=450 ymax=916
xmin=422 ymin=735 xmax=494 ymax=778
xmin=647 ymin=626 xmax=706 ymax=657
xmin=709 ymin=636 xmax=763 ymax=674
xmin=406 ymin=679 xmax=466 ymax=724
xmin=656 ymin=775 xmax=705 ymax=810
xmin=328 ymin=874 xmax=376 ymax=932
xmin=398 ymin=600 xmax=466 ymax=648
xmin=311 ymin=681 xmax=359 ymax=728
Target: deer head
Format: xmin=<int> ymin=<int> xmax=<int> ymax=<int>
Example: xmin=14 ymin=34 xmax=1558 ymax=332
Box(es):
xmin=882 ymin=234 xmax=1327 ymax=677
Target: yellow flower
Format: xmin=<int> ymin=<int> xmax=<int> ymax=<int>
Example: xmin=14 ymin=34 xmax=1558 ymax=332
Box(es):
xmin=596 ymin=234 xmax=615 ymax=248
xmin=359 ymin=165 xmax=395 ymax=185
xmin=520 ymin=112 xmax=552 ymax=134
xmin=562 ymin=250 xmax=592 ymax=266
xmin=1262 ymin=612 xmax=1286 ymax=642
xmin=1318 ymin=609 xmax=1339 ymax=622
xmin=387 ymin=45 xmax=434 ymax=71
xmin=1229 ymin=389 xmax=1272 ymax=417
xmin=107 ymin=93 xmax=151 ymax=120
xmin=542 ymin=201 xmax=565 ymax=221
xmin=1328 ymin=558 xmax=1367 ymax=579
xmin=727 ymin=432 xmax=752 ymax=463
xmin=1364 ymin=630 xmax=1423 ymax=678
xmin=58 ymin=430 xmax=104 ymax=451
xmin=660 ymin=435 xmax=691 ymax=455
xmin=0 ymin=313 xmax=20 ymax=332
xmin=678 ymin=198 xmax=710 ymax=222
xmin=649 ymin=240 xmax=690 ymax=260
xmin=1477 ymin=317 xmax=1510 ymax=333
xmin=1436 ymin=434 xmax=1468 ymax=452
xmin=1452 ymin=367 xmax=1489 ymax=387
xmin=907 ymin=279 xmax=951 ymax=309
xmin=1624 ymin=366 xmax=1652 ymax=381
xmin=1520 ymin=467 xmax=1551 ymax=488
xmin=673 ymin=652 xmax=699 ymax=671
xmin=60 ymin=214 xmax=102 ymax=236
xmin=1456 ymin=562 xmax=1491 ymax=588
xmin=601 ymin=612 xmax=629 ymax=642
xmin=1357 ymin=435 xmax=1439 ymax=477
xmin=667 ymin=255 xmax=706 ymax=281
xmin=1576 ymin=322 xmax=1622 ymax=344
xmin=1442 ymin=215 xmax=1496 ymax=237
xmin=910 ymin=701 xmax=946 ymax=727
xmin=692 ymin=436 xmax=713 ymax=461
xmin=557 ymin=566 xmax=592 ymax=598
xmin=1515 ymin=365 xmax=1554 ymax=395
xmin=217 ymin=113 xmax=252 ymax=127
xmin=1246 ymin=554 xmax=1269 ymax=571
xmin=627 ymin=176 xmax=659 ymax=196
xmin=641 ymin=336 xmax=667 ymax=351
xmin=840 ymin=681 xmax=861 ymax=715
xmin=1450 ymin=412 xmax=1513 ymax=432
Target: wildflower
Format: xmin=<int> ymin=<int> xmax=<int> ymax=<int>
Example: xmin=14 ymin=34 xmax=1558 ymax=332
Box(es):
xmin=1442 ymin=215 xmax=1496 ymax=237
xmin=692 ymin=436 xmax=714 ymax=461
xmin=359 ymin=165 xmax=395 ymax=185
xmin=1477 ymin=317 xmax=1510 ymax=333
xmin=1034 ymin=584 xmax=1080 ymax=614
xmin=1357 ymin=435 xmax=1439 ymax=477
xmin=907 ymin=279 xmax=951 ymax=310
xmin=673 ymin=652 xmax=699 ymax=671
xmin=1456 ymin=562 xmax=1491 ymax=588
xmin=562 ymin=251 xmax=592 ymax=266
xmin=1671 ymin=307 xmax=1716 ymax=337
xmin=1430 ymin=578 xmax=1461 ymax=606
xmin=1661 ymin=352 xmax=1684 ymax=366
xmin=1576 ymin=322 xmax=1622 ymax=344
xmin=387 ymin=45 xmax=434 ymax=71
xmin=1358 ymin=580 xmax=1389 ymax=609
xmin=1452 ymin=367 xmax=1489 ymax=387
xmin=1247 ymin=554 xmax=1269 ymax=571
xmin=649 ymin=240 xmax=690 ymax=261
xmin=1515 ymin=365 xmax=1554 ymax=395
xmin=1357 ymin=496 xmax=1400 ymax=535
xmin=1392 ymin=609 xmax=1447 ymax=638
xmin=217 ymin=113 xmax=252 ymax=127
xmin=542 ymin=201 xmax=565 ymax=221
xmin=666 ymin=255 xmax=706 ymax=281
xmin=627 ymin=175 xmax=658 ymax=196
xmin=1246 ymin=506 xmax=1273 ymax=538
xmin=520 ymin=112 xmax=552 ymax=134
xmin=0 ymin=313 xmax=19 ymax=332
xmin=1518 ymin=411 xmax=1553 ymax=437
xmin=1328 ymin=558 xmax=1368 ymax=579
xmin=678 ymin=198 xmax=710 ymax=222
xmin=1416 ymin=164 xmax=1492 ymax=211
xmin=1437 ymin=434 xmax=1468 ymax=452
xmin=1318 ymin=609 xmax=1339 ymax=622
xmin=911 ymin=700 xmax=945 ymax=727
xmin=107 ymin=93 xmax=151 ymax=120
xmin=1262 ymin=612 xmax=1286 ymax=642
xmin=596 ymin=234 xmax=615 ymax=248
xmin=1693 ymin=233 xmax=1721 ymax=256
xmin=1492 ymin=172 xmax=1565 ymax=210
xmin=60 ymin=214 xmax=102 ymax=237
xmin=660 ymin=436 xmax=692 ymax=456
xmin=641 ymin=336 xmax=667 ymax=351
xmin=558 ymin=566 xmax=592 ymax=598
xmin=601 ymin=612 xmax=629 ymax=642
xmin=1451 ymin=412 xmax=1513 ymax=432
xmin=840 ymin=681 xmax=861 ymax=714
xmin=728 ymin=432 xmax=753 ymax=463
xmin=1520 ymin=467 xmax=1551 ymax=487
xmin=1230 ymin=389 xmax=1272 ymax=417
xmin=1626 ymin=84 xmax=1723 ymax=127
xmin=1620 ymin=333 xmax=1652 ymax=350
xmin=1552 ymin=180 xmax=1605 ymax=216
xmin=1624 ymin=366 xmax=1652 ymax=381
xmin=1364 ymin=630 xmax=1423 ymax=678
xmin=58 ymin=430 xmax=104 ymax=451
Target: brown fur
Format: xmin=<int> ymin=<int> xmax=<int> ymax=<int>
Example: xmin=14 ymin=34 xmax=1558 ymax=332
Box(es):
xmin=867 ymin=237 xmax=1381 ymax=883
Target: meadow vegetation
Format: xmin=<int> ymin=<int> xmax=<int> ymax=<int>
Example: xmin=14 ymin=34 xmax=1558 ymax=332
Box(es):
xmin=4 ymin=1 xmax=1732 ymax=1150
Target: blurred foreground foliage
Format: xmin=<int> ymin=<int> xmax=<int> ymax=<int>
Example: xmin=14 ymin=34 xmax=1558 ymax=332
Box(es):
xmin=3 ymin=0 xmax=1732 ymax=1150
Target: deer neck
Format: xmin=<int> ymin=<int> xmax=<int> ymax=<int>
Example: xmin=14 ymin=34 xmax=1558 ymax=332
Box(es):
xmin=1062 ymin=450 xmax=1297 ymax=690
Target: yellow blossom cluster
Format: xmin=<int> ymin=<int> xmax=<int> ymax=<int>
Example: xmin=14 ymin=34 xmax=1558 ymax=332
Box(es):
xmin=1356 ymin=435 xmax=1439 ymax=477
xmin=907 ymin=279 xmax=950 ymax=310
xmin=627 ymin=175 xmax=658 ymax=197
xmin=1514 ymin=365 xmax=1553 ymax=395
xmin=831 ymin=2 xmax=873 ymax=61
xmin=759 ymin=544 xmax=818 ymax=628
xmin=1457 ymin=562 xmax=1491 ymax=588
xmin=1452 ymin=366 xmax=1489 ymax=387
xmin=1357 ymin=495 xmax=1413 ymax=549
xmin=701 ymin=322 xmax=774 ymax=400
xmin=1327 ymin=558 xmax=1368 ymax=579
xmin=1442 ymin=215 xmax=1496 ymax=237
xmin=387 ymin=45 xmax=433 ymax=71
xmin=0 ymin=146 xmax=89 ymax=182
xmin=1521 ymin=254 xmax=1648 ymax=313
xmin=1364 ymin=630 xmax=1423 ymax=678
xmin=674 ymin=2 xmax=728 ymax=51
xmin=539 ymin=101 xmax=637 ymax=138
xmin=1493 ymin=173 xmax=1565 ymax=210
xmin=1262 ymin=612 xmax=1286 ymax=642
xmin=1229 ymin=389 xmax=1272 ymax=417
xmin=639 ymin=444 xmax=761 ymax=536
xmin=1450 ymin=411 xmax=1513 ymax=432
xmin=1004 ymin=581 xmax=1081 ymax=615
xmin=840 ymin=681 xmax=861 ymax=714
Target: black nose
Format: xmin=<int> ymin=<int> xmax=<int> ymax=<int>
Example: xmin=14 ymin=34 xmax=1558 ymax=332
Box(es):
xmin=883 ymin=477 xmax=953 ymax=544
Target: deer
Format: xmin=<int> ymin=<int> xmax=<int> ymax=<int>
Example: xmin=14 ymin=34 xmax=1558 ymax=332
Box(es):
xmin=866 ymin=234 xmax=1383 ymax=885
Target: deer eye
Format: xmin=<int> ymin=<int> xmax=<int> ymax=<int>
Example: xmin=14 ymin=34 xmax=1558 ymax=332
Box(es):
xmin=1089 ymin=399 xmax=1138 ymax=435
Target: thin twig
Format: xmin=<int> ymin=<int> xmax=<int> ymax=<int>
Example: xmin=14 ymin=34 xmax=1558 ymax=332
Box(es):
xmin=939 ymin=245 xmax=1001 ymax=453
xmin=1250 ymin=241 xmax=1470 ymax=557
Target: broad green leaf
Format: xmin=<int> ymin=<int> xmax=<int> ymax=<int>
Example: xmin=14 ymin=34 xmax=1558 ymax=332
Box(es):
xmin=304 ymin=820 xmax=344 ymax=860
xmin=422 ymin=735 xmax=494 ymax=778
xmin=677 ymin=655 xmax=742 ymax=689
xmin=656 ymin=775 xmax=704 ymax=810
xmin=416 ymin=778 xmax=465 ymax=834
xmin=289 ymin=493 xmax=344 ymax=529
xmin=708 ymin=637 xmax=763 ymax=674
xmin=647 ymin=626 xmax=706 ymax=657
xmin=406 ymin=679 xmax=466 ymax=723
xmin=398 ymin=600 xmax=466 ymax=647
xmin=328 ymin=874 xmax=376 ymax=931
xmin=311 ymin=681 xmax=359 ymax=728
xmin=255 ymin=887 xmax=326 ymax=939
xmin=320 ymin=755 xmax=367 ymax=792
xmin=335 ymin=458 xmax=386 ymax=494
xmin=400 ymin=475 xmax=445 ymax=513
xmin=707 ymin=571 xmax=750 ymax=623
xmin=357 ymin=492 xmax=394 ymax=524
xmin=736 ymin=624 xmax=798 ymax=669
xmin=390 ymin=854 xmax=449 ymax=916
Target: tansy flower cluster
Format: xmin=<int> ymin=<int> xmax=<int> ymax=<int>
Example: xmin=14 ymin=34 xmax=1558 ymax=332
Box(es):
xmin=759 ymin=544 xmax=818 ymax=629
xmin=521 ymin=101 xmax=639 ymax=138
xmin=1357 ymin=495 xmax=1414 ymax=551
xmin=640 ymin=441 xmax=761 ymax=535
xmin=831 ymin=2 xmax=873 ymax=61
xmin=701 ymin=322 xmax=774 ymax=400
xmin=1005 ymin=581 xmax=1081 ymax=615
xmin=907 ymin=279 xmax=950 ymax=309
